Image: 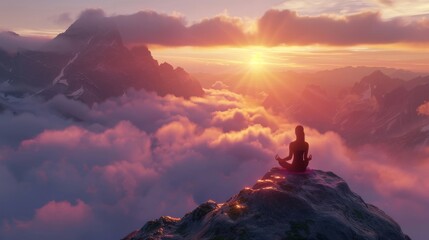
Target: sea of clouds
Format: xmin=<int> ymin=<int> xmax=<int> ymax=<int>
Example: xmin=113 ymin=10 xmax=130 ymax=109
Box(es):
xmin=0 ymin=88 xmax=427 ymax=240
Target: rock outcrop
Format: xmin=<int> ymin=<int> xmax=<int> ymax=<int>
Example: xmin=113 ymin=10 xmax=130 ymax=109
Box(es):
xmin=123 ymin=168 xmax=410 ymax=240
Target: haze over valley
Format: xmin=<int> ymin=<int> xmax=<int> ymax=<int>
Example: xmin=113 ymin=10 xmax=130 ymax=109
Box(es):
xmin=1 ymin=2 xmax=429 ymax=240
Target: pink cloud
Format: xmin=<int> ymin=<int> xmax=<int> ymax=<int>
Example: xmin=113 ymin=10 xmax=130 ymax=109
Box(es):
xmin=187 ymin=15 xmax=247 ymax=46
xmin=378 ymin=0 xmax=394 ymax=6
xmin=0 ymin=89 xmax=427 ymax=240
xmin=20 ymin=126 xmax=84 ymax=149
xmin=75 ymin=8 xmax=429 ymax=47
xmin=111 ymin=10 xmax=247 ymax=46
xmin=4 ymin=8 xmax=429 ymax=51
xmin=211 ymin=81 xmax=230 ymax=90
xmin=2 ymin=200 xmax=94 ymax=240
xmin=0 ymin=31 xmax=49 ymax=53
xmin=23 ymin=200 xmax=92 ymax=227
xmin=51 ymin=12 xmax=73 ymax=26
xmin=417 ymin=101 xmax=429 ymax=116
xmin=257 ymin=9 xmax=429 ymax=46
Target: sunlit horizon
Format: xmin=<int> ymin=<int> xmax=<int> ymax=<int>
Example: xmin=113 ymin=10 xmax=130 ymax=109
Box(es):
xmin=1 ymin=1 xmax=429 ymax=240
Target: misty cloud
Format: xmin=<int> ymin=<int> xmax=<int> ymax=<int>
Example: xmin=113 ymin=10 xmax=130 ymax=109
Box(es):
xmin=71 ymin=9 xmax=248 ymax=47
xmin=51 ymin=12 xmax=74 ymax=26
xmin=0 ymin=89 xmax=427 ymax=240
xmin=0 ymin=89 xmax=282 ymax=239
xmin=211 ymin=81 xmax=230 ymax=90
xmin=378 ymin=0 xmax=394 ymax=6
xmin=4 ymin=7 xmax=429 ymax=50
xmin=72 ymin=8 xmax=429 ymax=47
xmin=417 ymin=101 xmax=429 ymax=116
xmin=257 ymin=9 xmax=429 ymax=45
xmin=0 ymin=31 xmax=49 ymax=53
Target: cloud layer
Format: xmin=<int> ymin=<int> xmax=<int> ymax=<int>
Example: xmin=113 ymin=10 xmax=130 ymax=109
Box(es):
xmin=257 ymin=9 xmax=429 ymax=45
xmin=0 ymin=90 xmax=282 ymax=239
xmin=115 ymin=11 xmax=248 ymax=46
xmin=87 ymin=8 xmax=429 ymax=47
xmin=0 ymin=89 xmax=428 ymax=240
xmin=417 ymin=101 xmax=429 ymax=116
xmin=0 ymin=31 xmax=49 ymax=53
xmin=3 ymin=7 xmax=429 ymax=52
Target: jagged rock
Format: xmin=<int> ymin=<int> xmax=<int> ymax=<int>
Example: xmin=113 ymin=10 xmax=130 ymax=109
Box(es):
xmin=0 ymin=15 xmax=204 ymax=106
xmin=263 ymin=69 xmax=429 ymax=150
xmin=123 ymin=168 xmax=410 ymax=240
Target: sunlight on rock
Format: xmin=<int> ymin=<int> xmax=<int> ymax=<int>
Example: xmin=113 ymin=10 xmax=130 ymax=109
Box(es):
xmin=270 ymin=175 xmax=286 ymax=180
xmin=257 ymin=179 xmax=274 ymax=183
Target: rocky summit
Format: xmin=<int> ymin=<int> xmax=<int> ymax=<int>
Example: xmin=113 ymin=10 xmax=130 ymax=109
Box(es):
xmin=123 ymin=168 xmax=410 ymax=240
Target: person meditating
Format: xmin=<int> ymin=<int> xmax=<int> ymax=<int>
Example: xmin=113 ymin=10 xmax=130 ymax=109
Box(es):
xmin=275 ymin=125 xmax=312 ymax=172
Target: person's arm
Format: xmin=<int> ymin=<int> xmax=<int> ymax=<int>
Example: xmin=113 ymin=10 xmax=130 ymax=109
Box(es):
xmin=275 ymin=143 xmax=293 ymax=161
xmin=304 ymin=142 xmax=312 ymax=161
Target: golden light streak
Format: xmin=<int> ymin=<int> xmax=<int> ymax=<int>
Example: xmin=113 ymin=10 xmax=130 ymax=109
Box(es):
xmin=150 ymin=45 xmax=429 ymax=74
xmin=14 ymin=28 xmax=63 ymax=38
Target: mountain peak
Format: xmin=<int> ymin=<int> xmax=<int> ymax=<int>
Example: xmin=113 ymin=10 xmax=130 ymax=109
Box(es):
xmin=366 ymin=70 xmax=388 ymax=79
xmin=1 ymin=15 xmax=204 ymax=104
xmin=45 ymin=11 xmax=119 ymax=53
xmin=123 ymin=168 xmax=410 ymax=240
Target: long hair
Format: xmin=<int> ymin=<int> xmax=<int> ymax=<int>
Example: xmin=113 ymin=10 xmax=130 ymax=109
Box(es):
xmin=295 ymin=125 xmax=305 ymax=142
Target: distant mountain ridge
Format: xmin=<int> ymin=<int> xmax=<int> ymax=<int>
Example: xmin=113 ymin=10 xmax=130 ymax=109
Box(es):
xmin=264 ymin=70 xmax=429 ymax=150
xmin=0 ymin=14 xmax=203 ymax=105
xmin=194 ymin=66 xmax=424 ymax=96
xmin=123 ymin=168 xmax=410 ymax=240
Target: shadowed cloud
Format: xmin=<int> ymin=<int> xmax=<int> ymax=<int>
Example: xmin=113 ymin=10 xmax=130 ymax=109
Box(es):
xmin=0 ymin=89 xmax=427 ymax=240
xmin=258 ymin=9 xmax=429 ymax=45
xmin=3 ymin=7 xmax=429 ymax=52
xmin=0 ymin=31 xmax=49 ymax=53
xmin=85 ymin=8 xmax=429 ymax=47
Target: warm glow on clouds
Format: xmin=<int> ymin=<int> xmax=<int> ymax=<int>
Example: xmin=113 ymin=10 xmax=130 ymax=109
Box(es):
xmin=0 ymin=89 xmax=428 ymax=240
xmin=0 ymin=31 xmax=49 ymax=53
xmin=110 ymin=9 xmax=248 ymax=46
xmin=257 ymin=9 xmax=429 ymax=46
xmin=25 ymin=200 xmax=92 ymax=227
xmin=29 ymin=8 xmax=429 ymax=49
xmin=0 ymin=2 xmax=428 ymax=240
xmin=417 ymin=102 xmax=429 ymax=116
xmin=3 ymin=7 xmax=429 ymax=72
xmin=150 ymin=45 xmax=429 ymax=73
xmin=3 ymin=200 xmax=93 ymax=240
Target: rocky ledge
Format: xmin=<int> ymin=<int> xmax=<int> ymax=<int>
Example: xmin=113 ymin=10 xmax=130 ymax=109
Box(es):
xmin=123 ymin=168 xmax=411 ymax=240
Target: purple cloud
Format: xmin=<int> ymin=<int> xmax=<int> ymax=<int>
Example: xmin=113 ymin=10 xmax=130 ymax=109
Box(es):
xmin=68 ymin=8 xmax=429 ymax=47
xmin=51 ymin=12 xmax=74 ymax=26
xmin=0 ymin=31 xmax=49 ymax=53
xmin=0 ymin=89 xmax=427 ymax=240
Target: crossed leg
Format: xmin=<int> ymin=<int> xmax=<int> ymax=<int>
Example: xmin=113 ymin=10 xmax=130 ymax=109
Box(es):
xmin=276 ymin=159 xmax=308 ymax=172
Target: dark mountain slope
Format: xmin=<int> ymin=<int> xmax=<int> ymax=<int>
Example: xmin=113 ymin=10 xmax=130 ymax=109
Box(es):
xmin=123 ymin=168 xmax=410 ymax=240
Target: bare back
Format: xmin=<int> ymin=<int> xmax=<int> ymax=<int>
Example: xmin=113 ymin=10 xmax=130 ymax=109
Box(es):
xmin=290 ymin=141 xmax=310 ymax=170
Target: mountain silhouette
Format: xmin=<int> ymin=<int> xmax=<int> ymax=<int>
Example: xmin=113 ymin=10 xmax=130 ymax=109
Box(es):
xmin=263 ymin=70 xmax=429 ymax=150
xmin=122 ymin=168 xmax=410 ymax=240
xmin=0 ymin=15 xmax=203 ymax=105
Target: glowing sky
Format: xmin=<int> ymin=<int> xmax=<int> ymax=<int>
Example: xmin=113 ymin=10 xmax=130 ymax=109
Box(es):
xmin=1 ymin=2 xmax=429 ymax=240
xmin=1 ymin=1 xmax=429 ymax=70
xmin=2 ymin=0 xmax=429 ymax=33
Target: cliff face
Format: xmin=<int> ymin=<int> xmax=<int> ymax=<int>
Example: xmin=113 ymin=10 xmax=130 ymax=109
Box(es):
xmin=123 ymin=168 xmax=410 ymax=240
xmin=0 ymin=16 xmax=204 ymax=106
xmin=263 ymin=70 xmax=429 ymax=150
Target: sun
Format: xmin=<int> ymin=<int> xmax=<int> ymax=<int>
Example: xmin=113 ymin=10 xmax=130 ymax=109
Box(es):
xmin=248 ymin=53 xmax=265 ymax=70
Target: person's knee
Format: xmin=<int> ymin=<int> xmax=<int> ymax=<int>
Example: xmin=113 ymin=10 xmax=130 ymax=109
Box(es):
xmin=279 ymin=161 xmax=291 ymax=169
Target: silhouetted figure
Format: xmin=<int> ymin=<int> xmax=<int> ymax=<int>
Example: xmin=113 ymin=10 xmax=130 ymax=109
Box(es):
xmin=275 ymin=125 xmax=312 ymax=172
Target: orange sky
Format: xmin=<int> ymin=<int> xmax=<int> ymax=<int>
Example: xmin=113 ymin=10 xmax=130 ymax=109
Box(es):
xmin=2 ymin=1 xmax=429 ymax=73
xmin=150 ymin=45 xmax=429 ymax=73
